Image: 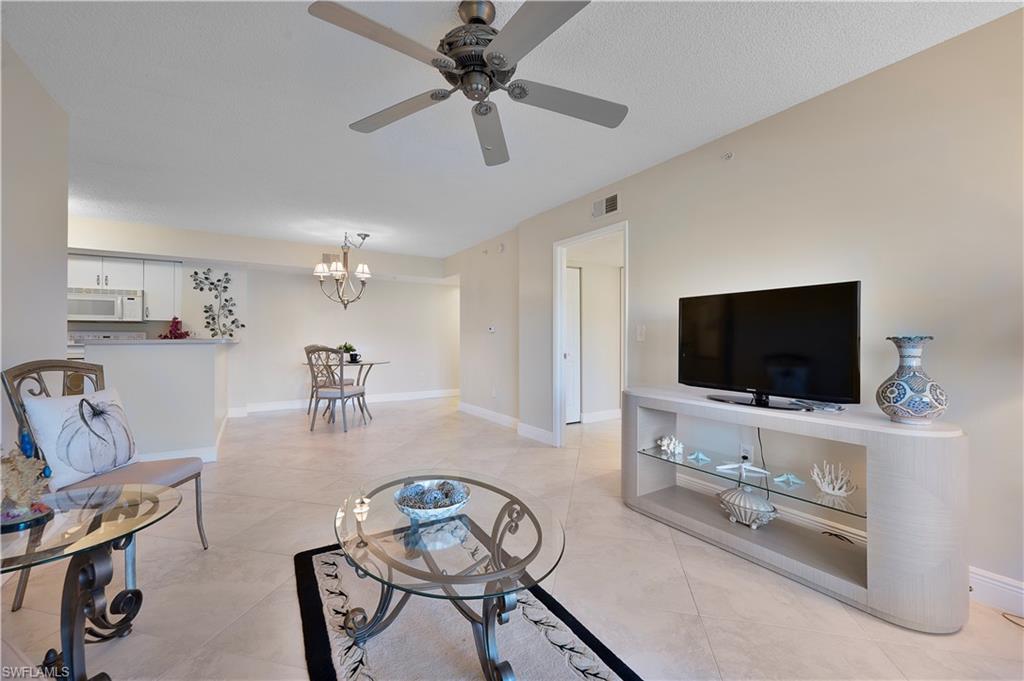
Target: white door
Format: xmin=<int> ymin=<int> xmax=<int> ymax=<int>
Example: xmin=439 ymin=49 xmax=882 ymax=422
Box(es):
xmin=564 ymin=267 xmax=582 ymax=424
xmin=68 ymin=254 xmax=103 ymax=288
xmin=143 ymin=260 xmax=181 ymax=320
xmin=101 ymin=257 xmax=144 ymax=290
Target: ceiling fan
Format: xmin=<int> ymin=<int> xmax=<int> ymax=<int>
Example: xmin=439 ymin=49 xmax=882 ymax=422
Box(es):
xmin=308 ymin=0 xmax=628 ymax=166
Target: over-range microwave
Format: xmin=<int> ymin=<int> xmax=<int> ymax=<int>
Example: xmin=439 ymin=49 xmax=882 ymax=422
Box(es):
xmin=67 ymin=290 xmax=144 ymax=321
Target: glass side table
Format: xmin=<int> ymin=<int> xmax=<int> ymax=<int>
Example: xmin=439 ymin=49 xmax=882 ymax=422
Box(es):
xmin=1 ymin=483 xmax=181 ymax=681
xmin=336 ymin=471 xmax=565 ymax=681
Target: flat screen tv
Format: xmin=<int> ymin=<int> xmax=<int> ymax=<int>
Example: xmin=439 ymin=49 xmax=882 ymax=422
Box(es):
xmin=678 ymin=281 xmax=860 ymax=409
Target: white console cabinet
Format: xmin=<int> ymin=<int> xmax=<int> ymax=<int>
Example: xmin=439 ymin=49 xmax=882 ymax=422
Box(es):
xmin=622 ymin=385 xmax=968 ymax=633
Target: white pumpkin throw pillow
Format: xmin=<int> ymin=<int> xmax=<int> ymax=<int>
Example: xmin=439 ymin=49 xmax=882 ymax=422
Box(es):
xmin=22 ymin=388 xmax=136 ymax=490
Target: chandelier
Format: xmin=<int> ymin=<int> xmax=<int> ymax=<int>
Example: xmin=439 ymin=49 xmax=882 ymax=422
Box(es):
xmin=313 ymin=232 xmax=372 ymax=308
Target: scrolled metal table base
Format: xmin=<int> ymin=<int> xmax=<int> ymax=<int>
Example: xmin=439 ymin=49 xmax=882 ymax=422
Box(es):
xmin=41 ymin=536 xmax=143 ymax=681
xmin=342 ymin=553 xmax=519 ymax=681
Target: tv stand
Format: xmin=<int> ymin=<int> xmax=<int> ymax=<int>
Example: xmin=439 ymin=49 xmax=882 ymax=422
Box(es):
xmin=707 ymin=392 xmax=812 ymax=411
xmin=622 ymin=385 xmax=968 ymax=634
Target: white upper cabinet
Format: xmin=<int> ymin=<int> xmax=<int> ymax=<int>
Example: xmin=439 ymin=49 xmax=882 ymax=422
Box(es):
xmin=68 ymin=254 xmax=103 ymax=288
xmin=143 ymin=260 xmax=182 ymax=321
xmin=101 ymin=257 xmax=144 ymax=291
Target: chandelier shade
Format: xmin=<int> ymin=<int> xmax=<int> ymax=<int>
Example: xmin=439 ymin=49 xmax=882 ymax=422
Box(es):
xmin=313 ymin=232 xmax=371 ymax=309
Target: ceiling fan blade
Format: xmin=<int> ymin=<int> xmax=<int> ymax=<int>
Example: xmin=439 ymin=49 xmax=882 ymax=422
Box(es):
xmin=350 ymin=89 xmax=453 ymax=133
xmin=506 ymin=79 xmax=627 ymax=128
xmin=472 ymin=101 xmax=510 ymax=166
xmin=308 ymin=1 xmax=456 ymax=71
xmin=484 ymin=1 xmax=589 ymax=70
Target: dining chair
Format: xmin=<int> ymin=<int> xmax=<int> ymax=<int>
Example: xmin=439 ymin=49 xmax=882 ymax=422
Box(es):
xmin=304 ymin=346 xmax=366 ymax=432
xmin=2 ymin=359 xmax=209 ymax=612
xmin=303 ymin=344 xmax=353 ymax=415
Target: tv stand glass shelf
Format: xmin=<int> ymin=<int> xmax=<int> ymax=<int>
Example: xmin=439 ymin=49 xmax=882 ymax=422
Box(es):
xmin=637 ymin=446 xmax=866 ymax=519
xmin=622 ymin=385 xmax=968 ymax=634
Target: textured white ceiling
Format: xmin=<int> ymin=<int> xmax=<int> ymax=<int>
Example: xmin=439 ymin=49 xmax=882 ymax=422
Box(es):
xmin=3 ymin=1 xmax=1017 ymax=257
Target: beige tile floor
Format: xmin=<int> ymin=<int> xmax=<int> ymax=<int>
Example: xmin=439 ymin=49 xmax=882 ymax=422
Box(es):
xmin=2 ymin=398 xmax=1022 ymax=680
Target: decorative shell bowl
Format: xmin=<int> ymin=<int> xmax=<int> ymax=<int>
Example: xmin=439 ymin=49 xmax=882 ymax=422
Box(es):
xmin=718 ymin=485 xmax=778 ymax=530
xmin=394 ymin=479 xmax=471 ymax=522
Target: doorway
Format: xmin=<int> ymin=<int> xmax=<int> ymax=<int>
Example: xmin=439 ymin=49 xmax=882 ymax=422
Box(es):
xmin=552 ymin=221 xmax=627 ymax=447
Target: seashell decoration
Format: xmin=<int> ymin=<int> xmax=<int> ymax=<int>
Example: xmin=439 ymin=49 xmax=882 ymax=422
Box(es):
xmin=810 ymin=461 xmax=857 ymax=497
xmin=718 ymin=485 xmax=778 ymax=530
xmin=656 ymin=435 xmax=684 ymax=458
xmin=687 ymin=451 xmax=711 ymax=466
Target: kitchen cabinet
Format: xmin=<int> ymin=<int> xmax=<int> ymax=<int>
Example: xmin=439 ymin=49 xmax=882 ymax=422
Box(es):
xmin=68 ymin=254 xmax=103 ymax=288
xmin=143 ymin=260 xmax=182 ymax=321
xmin=101 ymin=257 xmax=144 ymax=290
xmin=67 ymin=255 xmax=144 ymax=291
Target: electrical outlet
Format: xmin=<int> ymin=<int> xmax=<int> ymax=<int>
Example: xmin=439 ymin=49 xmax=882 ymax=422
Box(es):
xmin=740 ymin=444 xmax=754 ymax=459
xmin=491 ymin=385 xmax=497 ymax=398
xmin=636 ymin=323 xmax=646 ymax=342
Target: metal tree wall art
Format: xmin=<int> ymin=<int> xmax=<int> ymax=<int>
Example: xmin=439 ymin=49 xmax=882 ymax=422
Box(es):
xmin=190 ymin=268 xmax=245 ymax=338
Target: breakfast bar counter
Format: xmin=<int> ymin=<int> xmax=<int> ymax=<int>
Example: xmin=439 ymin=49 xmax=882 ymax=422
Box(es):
xmin=82 ymin=339 xmax=236 ymax=462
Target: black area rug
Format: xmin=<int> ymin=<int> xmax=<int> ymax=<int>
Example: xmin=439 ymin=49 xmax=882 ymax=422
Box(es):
xmin=295 ymin=544 xmax=644 ymax=681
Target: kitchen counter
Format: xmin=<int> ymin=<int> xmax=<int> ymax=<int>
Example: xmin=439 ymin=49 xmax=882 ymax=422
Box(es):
xmin=78 ymin=338 xmax=238 ymax=345
xmin=82 ymin=341 xmax=232 ymax=462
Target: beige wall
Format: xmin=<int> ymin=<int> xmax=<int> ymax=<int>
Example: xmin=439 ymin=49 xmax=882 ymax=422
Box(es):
xmin=567 ymin=261 xmax=622 ymax=416
xmin=1 ymin=43 xmax=69 ymax=441
xmin=444 ymin=230 xmax=518 ymax=419
xmin=451 ymin=13 xmax=1024 ymax=582
xmin=243 ymin=268 xmax=459 ymax=405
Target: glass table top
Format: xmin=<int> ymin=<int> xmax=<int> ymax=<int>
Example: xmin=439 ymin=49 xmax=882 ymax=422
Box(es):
xmin=336 ymin=470 xmax=565 ymax=600
xmin=1 ymin=483 xmax=182 ymax=573
xmin=639 ymin=445 xmax=867 ymax=519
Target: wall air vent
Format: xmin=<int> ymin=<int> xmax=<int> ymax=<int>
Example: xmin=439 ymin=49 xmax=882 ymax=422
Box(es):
xmin=592 ymin=193 xmax=618 ymax=218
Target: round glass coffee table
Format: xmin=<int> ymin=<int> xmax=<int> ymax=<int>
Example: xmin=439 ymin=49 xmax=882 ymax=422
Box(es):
xmin=1 ymin=483 xmax=181 ymax=681
xmin=336 ymin=471 xmax=565 ymax=681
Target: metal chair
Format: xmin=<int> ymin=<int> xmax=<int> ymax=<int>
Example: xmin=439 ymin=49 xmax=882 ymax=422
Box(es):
xmin=304 ymin=344 xmax=353 ymax=415
xmin=304 ymin=346 xmax=366 ymax=432
xmin=2 ymin=359 xmax=209 ymax=612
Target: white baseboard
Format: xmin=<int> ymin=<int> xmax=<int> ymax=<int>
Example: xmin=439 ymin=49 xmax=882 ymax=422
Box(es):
xmin=970 ymin=566 xmax=1024 ymax=614
xmin=458 ymin=402 xmax=518 ymax=429
xmin=455 ymin=402 xmax=556 ymax=446
xmin=371 ymin=389 xmax=459 ymax=403
xmin=136 ymin=446 xmax=218 ymax=464
xmin=516 ymin=422 xmax=557 ymax=446
xmin=231 ymin=390 xmax=460 ymax=417
xmin=581 ymin=409 xmax=621 ymax=423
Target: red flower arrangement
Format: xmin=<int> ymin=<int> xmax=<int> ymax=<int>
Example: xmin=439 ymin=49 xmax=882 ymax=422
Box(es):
xmin=158 ymin=317 xmax=191 ymax=340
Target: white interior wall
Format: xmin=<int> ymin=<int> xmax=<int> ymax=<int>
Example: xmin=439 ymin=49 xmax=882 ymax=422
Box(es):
xmin=242 ymin=268 xmax=459 ymax=407
xmin=444 ymin=231 xmax=518 ymax=421
xmin=1 ymin=43 xmax=69 ymax=441
xmin=448 ymin=13 xmax=1023 ymax=588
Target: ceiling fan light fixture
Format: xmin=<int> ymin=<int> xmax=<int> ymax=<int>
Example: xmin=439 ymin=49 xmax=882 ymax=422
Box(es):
xmin=308 ymin=0 xmax=627 ymax=166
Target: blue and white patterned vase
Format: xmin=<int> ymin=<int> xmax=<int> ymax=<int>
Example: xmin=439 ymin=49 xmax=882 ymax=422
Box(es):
xmin=875 ymin=336 xmax=948 ymax=425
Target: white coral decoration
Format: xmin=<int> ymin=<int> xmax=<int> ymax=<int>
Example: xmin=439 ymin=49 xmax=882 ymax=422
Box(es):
xmin=811 ymin=461 xmax=857 ymax=497
xmin=656 ymin=435 xmax=684 ymax=456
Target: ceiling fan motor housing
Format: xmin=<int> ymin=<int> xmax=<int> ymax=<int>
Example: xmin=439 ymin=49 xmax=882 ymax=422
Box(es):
xmin=438 ymin=10 xmax=515 ymax=101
